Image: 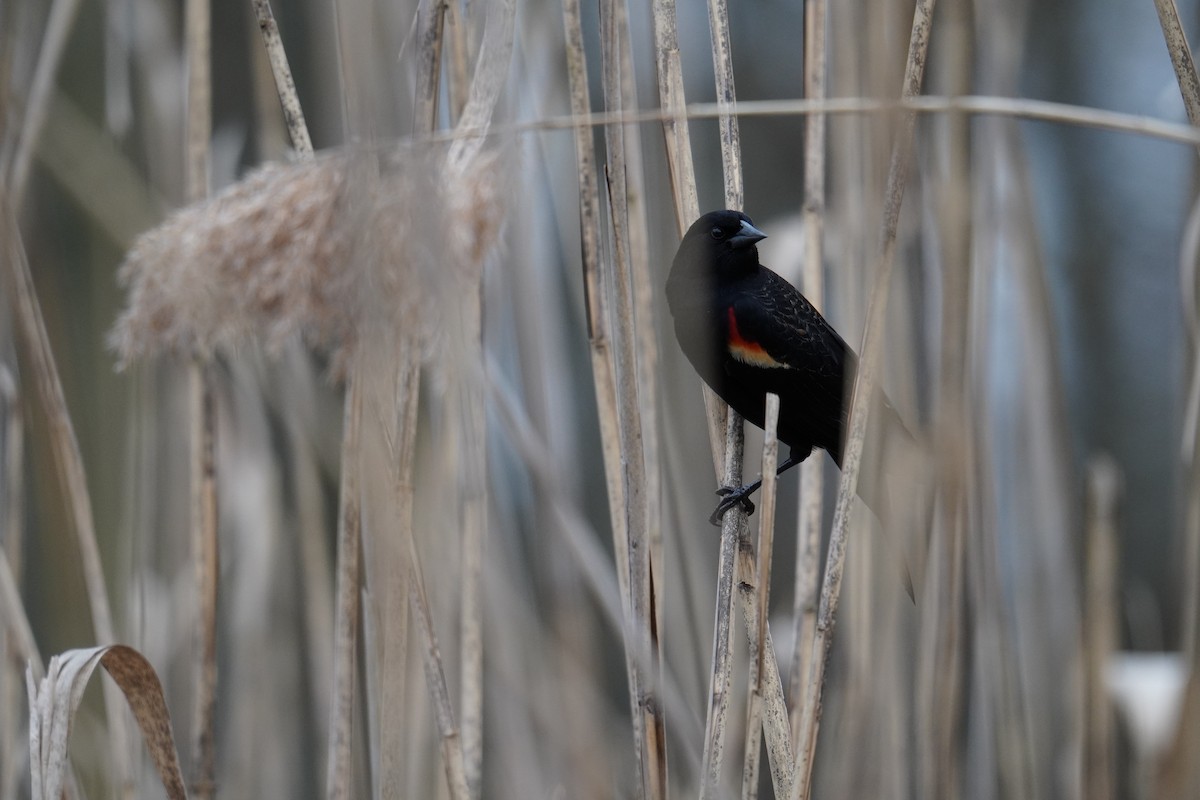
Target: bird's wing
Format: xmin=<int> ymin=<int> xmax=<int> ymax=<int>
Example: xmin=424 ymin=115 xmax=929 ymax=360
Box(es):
xmin=726 ymin=269 xmax=853 ymax=381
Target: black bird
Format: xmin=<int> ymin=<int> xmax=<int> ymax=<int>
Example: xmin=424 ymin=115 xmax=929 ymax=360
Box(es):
xmin=666 ymin=209 xmax=905 ymax=526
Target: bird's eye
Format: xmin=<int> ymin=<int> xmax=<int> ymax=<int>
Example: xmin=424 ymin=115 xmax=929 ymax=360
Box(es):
xmin=710 ymin=226 xmax=725 ymax=240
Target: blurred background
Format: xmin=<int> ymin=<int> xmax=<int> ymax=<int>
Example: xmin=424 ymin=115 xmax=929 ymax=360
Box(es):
xmin=2 ymin=0 xmax=1198 ymax=797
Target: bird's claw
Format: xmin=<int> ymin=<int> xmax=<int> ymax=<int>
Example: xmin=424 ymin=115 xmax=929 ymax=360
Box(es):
xmin=709 ymin=486 xmax=756 ymax=526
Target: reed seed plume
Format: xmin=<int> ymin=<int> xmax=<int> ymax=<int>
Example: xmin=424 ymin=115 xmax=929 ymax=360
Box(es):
xmin=109 ymin=144 xmax=508 ymax=372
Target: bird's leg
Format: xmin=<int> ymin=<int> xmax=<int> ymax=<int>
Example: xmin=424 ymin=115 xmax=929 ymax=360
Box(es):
xmin=709 ymin=452 xmax=804 ymax=526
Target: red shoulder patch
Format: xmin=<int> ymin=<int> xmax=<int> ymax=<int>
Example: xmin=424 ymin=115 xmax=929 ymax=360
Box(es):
xmin=726 ymin=307 xmax=788 ymax=368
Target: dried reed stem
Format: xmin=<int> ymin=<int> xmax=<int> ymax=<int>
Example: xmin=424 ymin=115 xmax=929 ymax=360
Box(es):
xmin=699 ymin=0 xmax=749 ymax=794
xmin=406 ymin=532 xmax=471 ymax=800
xmin=596 ymin=0 xmax=667 ymax=794
xmin=788 ymin=0 xmax=827 ymax=744
xmin=700 ymin=420 xmax=745 ymax=798
xmin=1153 ymin=0 xmax=1200 ymax=130
xmin=742 ymin=394 xmax=782 ymax=800
xmin=562 ymin=0 xmax=656 ymax=796
xmin=1082 ymin=457 xmax=1119 ymax=800
xmin=648 ymin=0 xmax=725 ymax=476
xmin=184 ymin=0 xmax=218 ymax=796
xmin=326 ymin=369 xmax=363 ymax=800
xmin=0 ymin=368 xmax=27 ymax=800
xmin=791 ymin=2 xmax=937 ymax=798
xmin=443 ymin=7 xmax=517 ymax=791
xmin=1183 ymin=195 xmax=1200 ymax=664
xmin=1 ymin=0 xmax=81 ymax=204
xmin=249 ymin=0 xmax=314 ymax=156
xmin=414 ymin=0 xmax=449 ymax=132
xmin=455 ymin=94 xmax=1200 ymax=151
xmin=706 ymin=0 xmax=743 ymax=210
xmin=1 ymin=202 xmax=131 ymax=793
xmin=1155 ymin=0 xmax=1200 ymax=668
xmin=735 ymin=542 xmax=794 ymax=798
xmin=916 ymin=5 xmax=970 ymax=796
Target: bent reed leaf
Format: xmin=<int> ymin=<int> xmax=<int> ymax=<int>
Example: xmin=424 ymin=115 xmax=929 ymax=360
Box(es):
xmin=27 ymin=645 xmax=186 ymax=800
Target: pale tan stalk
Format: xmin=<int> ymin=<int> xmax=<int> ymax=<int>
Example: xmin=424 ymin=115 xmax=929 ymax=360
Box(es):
xmin=378 ymin=341 xmax=469 ymax=800
xmin=414 ymin=0 xmax=449 ymax=133
xmin=459 ymin=95 xmax=1200 ymax=151
xmin=791 ymin=2 xmax=937 ymax=798
xmin=1155 ymin=0 xmax=1200 ymax=669
xmin=700 ymin=420 xmax=745 ymax=798
xmin=612 ymin=5 xmax=668 ymax=781
xmin=326 ymin=369 xmax=363 ymax=800
xmin=0 ymin=368 xmax=27 ymax=800
xmin=916 ymin=4 xmax=970 ymax=796
xmin=735 ymin=542 xmax=793 ymax=798
xmin=648 ymin=0 xmax=724 ymax=475
xmin=1153 ymin=0 xmax=1200 ymax=130
xmin=596 ymin=0 xmax=665 ymax=794
xmin=442 ymin=6 xmax=518 ymax=790
xmin=406 ymin=533 xmax=471 ymax=800
xmin=2 ymin=0 xmax=81 ymax=204
xmin=698 ymin=0 xmax=749 ymax=794
xmin=562 ymin=0 xmax=648 ymax=795
xmin=789 ymin=0 xmax=827 ymax=743
xmin=248 ymin=0 xmax=314 ymax=156
xmin=742 ymin=394 xmax=781 ymax=800
xmin=1 ymin=200 xmax=130 ymax=795
xmin=1082 ymin=458 xmax=1119 ymax=800
xmin=184 ymin=0 xmax=217 ymax=796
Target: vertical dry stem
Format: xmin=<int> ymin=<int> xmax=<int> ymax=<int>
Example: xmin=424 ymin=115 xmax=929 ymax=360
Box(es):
xmin=1082 ymin=457 xmax=1119 ymax=800
xmin=185 ymin=0 xmax=217 ymax=795
xmin=326 ymin=369 xmax=363 ymax=800
xmin=741 ymin=394 xmax=781 ymax=800
xmin=596 ymin=0 xmax=666 ymax=795
xmin=1 ymin=0 xmax=82 ymax=204
xmin=248 ymin=0 xmax=314 ymax=155
xmin=789 ymin=0 xmax=828 ymax=742
xmin=698 ymin=0 xmax=750 ymax=795
xmin=1153 ymin=0 xmax=1200 ymax=130
xmin=791 ymin=2 xmax=937 ymax=798
xmin=2 ymin=202 xmax=131 ymax=795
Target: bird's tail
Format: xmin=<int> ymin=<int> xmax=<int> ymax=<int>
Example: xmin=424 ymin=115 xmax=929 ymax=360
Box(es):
xmin=846 ymin=394 xmax=932 ymax=602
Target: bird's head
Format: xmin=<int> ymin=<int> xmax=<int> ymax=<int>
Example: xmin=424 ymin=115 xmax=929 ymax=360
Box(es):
xmin=669 ymin=210 xmax=767 ymax=287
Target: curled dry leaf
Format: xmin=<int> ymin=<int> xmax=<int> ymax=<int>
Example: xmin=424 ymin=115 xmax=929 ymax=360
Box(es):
xmin=110 ymin=145 xmax=509 ymax=375
xmin=26 ymin=644 xmax=187 ymax=800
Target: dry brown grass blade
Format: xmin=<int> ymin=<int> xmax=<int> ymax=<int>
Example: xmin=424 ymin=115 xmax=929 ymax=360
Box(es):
xmin=1 ymin=199 xmax=131 ymax=795
xmin=26 ymin=645 xmax=186 ymax=800
xmin=791 ymin=1 xmax=937 ymax=798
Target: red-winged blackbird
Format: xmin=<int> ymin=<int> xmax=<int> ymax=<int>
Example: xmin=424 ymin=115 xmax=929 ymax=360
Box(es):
xmin=666 ymin=209 xmax=901 ymax=526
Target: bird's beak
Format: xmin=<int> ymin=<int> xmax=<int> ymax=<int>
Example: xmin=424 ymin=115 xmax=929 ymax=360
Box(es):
xmin=729 ymin=220 xmax=767 ymax=249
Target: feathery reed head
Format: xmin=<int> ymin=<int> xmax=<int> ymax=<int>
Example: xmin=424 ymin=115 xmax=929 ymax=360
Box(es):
xmin=110 ymin=143 xmax=509 ymax=374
